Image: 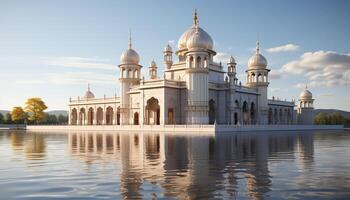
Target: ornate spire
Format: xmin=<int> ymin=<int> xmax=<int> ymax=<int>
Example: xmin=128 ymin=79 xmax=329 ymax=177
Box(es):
xmin=256 ymin=40 xmax=260 ymax=54
xmin=128 ymin=29 xmax=132 ymax=49
xmin=87 ymin=83 xmax=90 ymax=91
xmin=193 ymin=9 xmax=199 ymax=33
xmin=305 ymin=84 xmax=308 ymax=89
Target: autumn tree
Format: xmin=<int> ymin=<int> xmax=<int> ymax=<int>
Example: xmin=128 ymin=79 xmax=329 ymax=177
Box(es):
xmin=11 ymin=107 xmax=27 ymax=124
xmin=24 ymin=98 xmax=48 ymax=124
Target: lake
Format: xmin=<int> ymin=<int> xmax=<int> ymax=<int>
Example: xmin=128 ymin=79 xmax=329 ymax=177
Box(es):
xmin=0 ymin=130 xmax=349 ymax=199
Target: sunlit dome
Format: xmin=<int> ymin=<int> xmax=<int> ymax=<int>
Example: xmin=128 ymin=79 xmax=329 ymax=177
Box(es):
xmin=84 ymin=84 xmax=95 ymax=99
xmin=177 ymin=10 xmax=213 ymax=50
xmin=300 ymin=87 xmax=313 ymax=99
xmin=248 ymin=42 xmax=268 ymax=70
xmin=120 ymin=37 xmax=140 ymax=65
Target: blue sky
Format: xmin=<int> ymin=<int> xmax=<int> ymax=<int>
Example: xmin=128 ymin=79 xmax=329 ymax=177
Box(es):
xmin=0 ymin=0 xmax=349 ymax=111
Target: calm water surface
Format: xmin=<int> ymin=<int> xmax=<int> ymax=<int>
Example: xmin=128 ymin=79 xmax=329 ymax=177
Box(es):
xmin=0 ymin=130 xmax=350 ymax=199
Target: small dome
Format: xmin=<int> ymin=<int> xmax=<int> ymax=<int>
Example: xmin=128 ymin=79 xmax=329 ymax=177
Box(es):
xmin=228 ymin=56 xmax=236 ymax=64
xmin=248 ymin=42 xmax=267 ymax=69
xmin=120 ymin=37 xmax=140 ymax=65
xmin=150 ymin=60 xmax=157 ymax=68
xmin=84 ymin=85 xmax=95 ymax=99
xmin=300 ymin=88 xmax=312 ymax=99
xmin=120 ymin=48 xmax=140 ymax=65
xmin=164 ymin=44 xmax=172 ymax=52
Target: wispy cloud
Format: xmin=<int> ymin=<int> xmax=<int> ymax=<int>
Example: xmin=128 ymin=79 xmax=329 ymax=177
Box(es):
xmin=43 ymin=57 xmax=116 ymax=70
xmin=266 ymin=44 xmax=299 ymax=53
xmin=269 ymin=69 xmax=284 ymax=79
xmin=47 ymin=72 xmax=116 ymax=85
xmin=168 ymin=40 xmax=175 ymax=45
xmin=283 ymin=51 xmax=350 ymax=87
xmin=213 ymin=52 xmax=231 ymax=63
xmin=318 ymin=93 xmax=334 ymax=97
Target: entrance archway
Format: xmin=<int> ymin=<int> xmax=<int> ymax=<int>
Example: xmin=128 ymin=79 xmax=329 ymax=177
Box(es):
xmin=168 ymin=108 xmax=174 ymax=124
xmin=106 ymin=107 xmax=113 ymax=125
xmin=250 ymin=102 xmax=256 ymax=124
xmin=116 ymin=107 xmax=120 ymax=125
xmin=96 ymin=107 xmax=103 ymax=125
xmin=71 ymin=108 xmax=77 ymax=125
xmin=79 ymin=108 xmax=85 ymax=125
xmin=146 ymin=97 xmax=160 ymax=125
xmin=234 ymin=112 xmax=238 ymax=125
xmin=209 ymin=99 xmax=216 ymax=124
xmin=87 ymin=107 xmax=94 ymax=125
xmin=133 ymin=112 xmax=139 ymax=125
xmin=242 ymin=101 xmax=249 ymax=125
xmin=268 ymin=108 xmax=273 ymax=124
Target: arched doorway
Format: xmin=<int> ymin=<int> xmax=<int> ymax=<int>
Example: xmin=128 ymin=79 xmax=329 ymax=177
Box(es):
xmin=71 ymin=108 xmax=77 ymax=125
xmin=250 ymin=102 xmax=256 ymax=124
xmin=87 ymin=107 xmax=94 ymax=125
xmin=79 ymin=108 xmax=86 ymax=125
xmin=234 ymin=112 xmax=238 ymax=125
xmin=268 ymin=108 xmax=273 ymax=124
xmin=168 ymin=108 xmax=174 ymax=124
xmin=116 ymin=107 xmax=120 ymax=125
xmin=96 ymin=107 xmax=103 ymax=125
xmin=106 ymin=107 xmax=113 ymax=125
xmin=274 ymin=108 xmax=278 ymax=124
xmin=134 ymin=112 xmax=139 ymax=125
xmin=146 ymin=97 xmax=160 ymax=125
xmin=287 ymin=109 xmax=291 ymax=124
xmin=242 ymin=101 xmax=249 ymax=125
xmin=279 ymin=108 xmax=283 ymax=125
xmin=209 ymin=99 xmax=216 ymax=124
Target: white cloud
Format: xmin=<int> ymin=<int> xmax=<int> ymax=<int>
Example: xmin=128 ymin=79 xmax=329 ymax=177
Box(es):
xmin=43 ymin=57 xmax=116 ymax=70
xmin=213 ymin=52 xmax=231 ymax=63
xmin=283 ymin=51 xmax=350 ymax=87
xmin=168 ymin=40 xmax=175 ymax=45
xmin=318 ymin=93 xmax=334 ymax=97
xmin=266 ymin=44 xmax=299 ymax=53
xmin=269 ymin=69 xmax=284 ymax=79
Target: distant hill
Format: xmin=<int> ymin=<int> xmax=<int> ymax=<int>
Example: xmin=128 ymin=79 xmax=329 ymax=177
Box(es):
xmin=46 ymin=110 xmax=68 ymax=116
xmin=315 ymin=109 xmax=350 ymax=118
xmin=0 ymin=110 xmax=68 ymax=117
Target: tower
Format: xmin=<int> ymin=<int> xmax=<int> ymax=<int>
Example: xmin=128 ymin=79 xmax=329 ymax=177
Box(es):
xmin=183 ymin=9 xmax=214 ymax=124
xmin=246 ymin=41 xmax=270 ymax=124
xmin=227 ymin=56 xmax=237 ymax=86
xmin=118 ymin=34 xmax=142 ymax=125
xmin=163 ymin=44 xmax=173 ymax=69
xmin=297 ymin=86 xmax=315 ymax=124
xmin=149 ymin=60 xmax=157 ymax=79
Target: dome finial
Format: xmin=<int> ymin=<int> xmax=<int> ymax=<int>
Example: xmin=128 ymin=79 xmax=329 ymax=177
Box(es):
xmin=128 ymin=29 xmax=132 ymax=49
xmin=193 ymin=9 xmax=199 ymax=28
xmin=305 ymin=84 xmax=308 ymax=89
xmin=87 ymin=83 xmax=90 ymax=91
xmin=256 ymin=40 xmax=260 ymax=54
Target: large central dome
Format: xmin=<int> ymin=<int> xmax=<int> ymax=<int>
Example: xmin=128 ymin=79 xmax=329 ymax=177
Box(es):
xmin=178 ymin=26 xmax=213 ymax=50
xmin=177 ymin=10 xmax=213 ymax=51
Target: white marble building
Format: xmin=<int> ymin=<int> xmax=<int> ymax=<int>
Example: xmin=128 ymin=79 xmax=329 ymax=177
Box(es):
xmin=68 ymin=11 xmax=314 ymax=126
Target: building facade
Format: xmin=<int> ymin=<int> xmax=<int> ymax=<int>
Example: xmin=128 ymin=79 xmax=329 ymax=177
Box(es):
xmin=68 ymin=11 xmax=314 ymax=126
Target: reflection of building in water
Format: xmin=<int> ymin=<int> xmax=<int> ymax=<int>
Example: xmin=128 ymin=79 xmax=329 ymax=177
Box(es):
xmin=68 ymin=132 xmax=315 ymax=199
xmin=296 ymin=134 xmax=314 ymax=169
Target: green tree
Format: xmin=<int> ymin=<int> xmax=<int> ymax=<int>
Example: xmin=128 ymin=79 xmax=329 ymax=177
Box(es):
xmin=314 ymin=113 xmax=327 ymax=125
xmin=24 ymin=98 xmax=48 ymax=124
xmin=0 ymin=113 xmax=4 ymax=124
xmin=5 ymin=113 xmax=13 ymax=124
xmin=43 ymin=113 xmax=58 ymax=125
xmin=11 ymin=107 xmax=26 ymax=124
xmin=57 ymin=114 xmax=68 ymax=125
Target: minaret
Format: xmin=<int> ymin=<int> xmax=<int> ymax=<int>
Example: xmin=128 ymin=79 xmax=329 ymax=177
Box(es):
xmin=297 ymin=85 xmax=315 ymax=124
xmin=227 ymin=56 xmax=237 ymax=86
xmin=246 ymin=41 xmax=270 ymax=124
xmin=184 ymin=9 xmax=213 ymax=124
xmin=149 ymin=60 xmax=157 ymax=79
xmin=163 ymin=44 xmax=173 ymax=69
xmin=118 ymin=33 xmax=142 ymax=125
